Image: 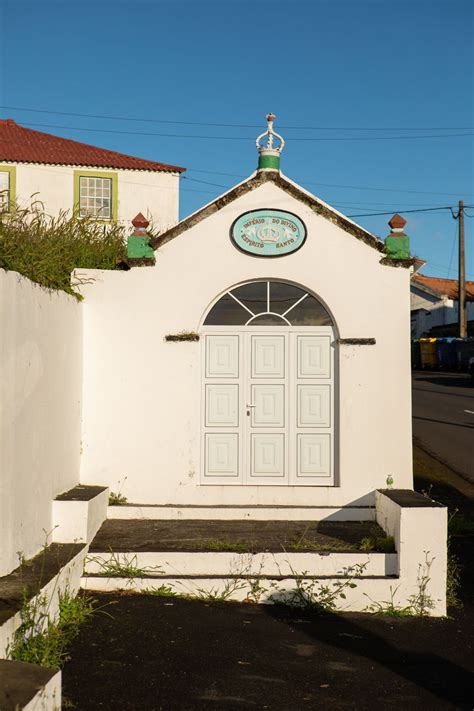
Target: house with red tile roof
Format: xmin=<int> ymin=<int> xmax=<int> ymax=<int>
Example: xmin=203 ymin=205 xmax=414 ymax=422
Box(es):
xmin=0 ymin=119 xmax=185 ymax=227
xmin=410 ymin=272 xmax=474 ymax=337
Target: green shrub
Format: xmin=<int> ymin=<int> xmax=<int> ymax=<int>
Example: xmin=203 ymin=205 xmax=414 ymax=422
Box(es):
xmin=0 ymin=206 xmax=126 ymax=298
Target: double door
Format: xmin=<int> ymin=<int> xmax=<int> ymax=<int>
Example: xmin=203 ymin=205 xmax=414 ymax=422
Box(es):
xmin=202 ymin=330 xmax=334 ymax=485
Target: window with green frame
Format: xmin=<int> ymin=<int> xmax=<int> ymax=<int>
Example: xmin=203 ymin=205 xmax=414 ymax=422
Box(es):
xmin=0 ymin=165 xmax=16 ymax=213
xmin=73 ymin=170 xmax=118 ymax=220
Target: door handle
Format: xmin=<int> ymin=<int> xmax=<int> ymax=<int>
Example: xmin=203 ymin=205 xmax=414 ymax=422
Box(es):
xmin=246 ymin=403 xmax=256 ymax=408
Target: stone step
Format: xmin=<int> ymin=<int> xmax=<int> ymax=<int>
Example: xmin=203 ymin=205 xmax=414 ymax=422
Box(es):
xmin=90 ymin=519 xmax=388 ymax=556
xmin=107 ymin=504 xmax=374 ymax=521
xmin=84 ymin=549 xmax=397 ymax=578
xmin=80 ymin=573 xmax=398 ymax=610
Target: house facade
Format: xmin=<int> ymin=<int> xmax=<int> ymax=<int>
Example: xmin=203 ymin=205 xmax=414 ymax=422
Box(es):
xmin=410 ymin=274 xmax=474 ymax=338
xmin=0 ymin=119 xmax=184 ymax=228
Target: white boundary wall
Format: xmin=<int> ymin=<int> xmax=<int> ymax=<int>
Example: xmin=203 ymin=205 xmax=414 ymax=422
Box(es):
xmin=0 ymin=270 xmax=82 ymax=576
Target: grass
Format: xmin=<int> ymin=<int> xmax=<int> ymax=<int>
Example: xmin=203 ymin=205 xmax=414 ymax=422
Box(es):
xmin=7 ymin=588 xmax=95 ymax=669
xmin=108 ymin=491 xmax=128 ymax=506
xmin=142 ymin=585 xmax=177 ymax=597
xmin=0 ymin=206 xmax=126 ymax=298
xmin=88 ymin=551 xmax=163 ymax=578
xmin=192 ymin=538 xmax=259 ymax=553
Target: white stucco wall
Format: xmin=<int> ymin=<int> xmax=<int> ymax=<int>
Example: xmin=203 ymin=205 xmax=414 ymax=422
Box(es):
xmin=79 ymin=179 xmax=413 ymax=506
xmin=6 ymin=162 xmax=180 ymax=231
xmin=0 ymin=271 xmax=82 ymax=576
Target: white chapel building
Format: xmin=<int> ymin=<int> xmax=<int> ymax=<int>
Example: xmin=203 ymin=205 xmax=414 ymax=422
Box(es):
xmin=80 ymin=116 xmax=414 ymax=507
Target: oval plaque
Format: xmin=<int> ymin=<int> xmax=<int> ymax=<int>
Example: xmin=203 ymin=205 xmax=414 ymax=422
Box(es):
xmin=230 ymin=209 xmax=307 ymax=257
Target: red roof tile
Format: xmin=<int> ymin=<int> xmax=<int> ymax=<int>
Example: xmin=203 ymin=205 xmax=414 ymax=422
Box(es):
xmin=413 ymin=274 xmax=474 ymax=301
xmin=0 ymin=119 xmax=185 ymax=173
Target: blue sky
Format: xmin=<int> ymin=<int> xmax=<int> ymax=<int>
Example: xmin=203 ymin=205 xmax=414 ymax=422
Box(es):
xmin=1 ymin=0 xmax=473 ymax=278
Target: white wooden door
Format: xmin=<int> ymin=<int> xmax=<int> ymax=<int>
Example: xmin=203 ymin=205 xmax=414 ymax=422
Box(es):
xmin=202 ymin=329 xmax=334 ymax=485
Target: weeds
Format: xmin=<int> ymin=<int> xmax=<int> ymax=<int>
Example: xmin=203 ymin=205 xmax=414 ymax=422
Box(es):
xmin=272 ymin=561 xmax=368 ymax=613
xmin=365 ymin=552 xmax=436 ymax=617
xmin=108 ymin=492 xmax=128 ymax=506
xmin=108 ymin=477 xmax=128 ymax=506
xmin=358 ymin=525 xmax=395 ymax=553
xmin=364 ymin=586 xmax=414 ymax=617
xmin=7 ymin=588 xmax=95 ymax=669
xmin=0 ymin=205 xmax=126 ymax=297
xmin=446 ymin=510 xmax=462 ymax=609
xmin=142 ymin=585 xmax=177 ymax=597
xmin=87 ymin=551 xmax=163 ymax=579
xmin=193 ymin=538 xmax=258 ymax=553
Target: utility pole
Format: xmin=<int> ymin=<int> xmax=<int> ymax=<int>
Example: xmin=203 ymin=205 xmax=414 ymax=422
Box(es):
xmin=458 ymin=199 xmax=466 ymax=338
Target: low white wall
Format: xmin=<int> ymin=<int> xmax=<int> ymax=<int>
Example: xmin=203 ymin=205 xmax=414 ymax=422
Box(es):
xmin=376 ymin=490 xmax=447 ymax=616
xmin=0 ymin=270 xmax=82 ymax=576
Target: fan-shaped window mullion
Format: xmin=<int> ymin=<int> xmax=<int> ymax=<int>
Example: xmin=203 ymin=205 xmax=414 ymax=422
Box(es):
xmin=204 ymin=281 xmax=333 ymax=326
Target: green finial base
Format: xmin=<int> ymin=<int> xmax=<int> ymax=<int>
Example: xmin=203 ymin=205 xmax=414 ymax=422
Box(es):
xmin=127 ymin=235 xmax=155 ymax=260
xmin=385 ymin=235 xmax=410 ymax=260
xmin=258 ymin=154 xmax=280 ymax=171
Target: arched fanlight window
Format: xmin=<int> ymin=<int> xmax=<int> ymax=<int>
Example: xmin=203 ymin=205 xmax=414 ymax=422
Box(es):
xmin=204 ymin=281 xmax=333 ymax=326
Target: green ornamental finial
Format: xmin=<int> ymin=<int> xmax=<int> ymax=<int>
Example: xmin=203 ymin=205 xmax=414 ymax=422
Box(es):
xmin=386 ymin=475 xmax=394 ymax=489
xmin=256 ymin=113 xmax=285 ymax=171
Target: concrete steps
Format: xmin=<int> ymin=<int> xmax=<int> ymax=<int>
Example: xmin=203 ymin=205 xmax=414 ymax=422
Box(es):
xmin=107 ymin=504 xmax=375 ymax=521
xmin=80 ymin=517 xmax=399 ymax=609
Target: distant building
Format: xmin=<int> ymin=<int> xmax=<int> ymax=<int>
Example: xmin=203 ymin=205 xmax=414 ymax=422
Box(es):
xmin=0 ymin=119 xmax=185 ymax=229
xmin=410 ymin=273 xmax=474 ymax=337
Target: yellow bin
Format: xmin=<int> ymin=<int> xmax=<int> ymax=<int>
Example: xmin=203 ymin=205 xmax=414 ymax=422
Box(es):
xmin=419 ymin=338 xmax=438 ymax=368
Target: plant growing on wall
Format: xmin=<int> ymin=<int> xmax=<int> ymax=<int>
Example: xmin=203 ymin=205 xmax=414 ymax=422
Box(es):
xmin=0 ymin=205 xmax=127 ymax=298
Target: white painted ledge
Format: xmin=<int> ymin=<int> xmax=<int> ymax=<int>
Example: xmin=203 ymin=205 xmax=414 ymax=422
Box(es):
xmin=52 ymin=485 xmax=109 ymax=543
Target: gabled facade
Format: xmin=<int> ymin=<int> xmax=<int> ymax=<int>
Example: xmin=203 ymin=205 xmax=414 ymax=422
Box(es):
xmin=78 ymin=119 xmax=414 ymax=507
xmin=0 ymin=119 xmax=185 ymax=228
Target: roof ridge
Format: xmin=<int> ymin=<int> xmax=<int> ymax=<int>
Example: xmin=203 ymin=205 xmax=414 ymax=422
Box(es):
xmin=0 ymin=120 xmax=186 ymax=173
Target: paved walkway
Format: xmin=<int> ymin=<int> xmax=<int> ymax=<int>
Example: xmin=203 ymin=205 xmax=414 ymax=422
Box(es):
xmin=62 ymin=589 xmax=474 ymax=710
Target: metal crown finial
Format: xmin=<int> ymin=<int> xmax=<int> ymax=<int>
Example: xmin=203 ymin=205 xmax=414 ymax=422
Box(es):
xmin=256 ymin=113 xmax=285 ymax=154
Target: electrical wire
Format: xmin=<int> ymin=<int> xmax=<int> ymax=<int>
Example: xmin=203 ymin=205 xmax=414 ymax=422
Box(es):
xmin=347 ymin=206 xmax=474 ymax=218
xmin=1 ymin=104 xmax=472 ymax=131
xmin=8 ymin=121 xmax=474 ymax=143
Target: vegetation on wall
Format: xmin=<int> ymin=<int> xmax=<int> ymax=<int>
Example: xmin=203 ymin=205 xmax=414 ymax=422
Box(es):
xmin=0 ymin=205 xmax=127 ymax=298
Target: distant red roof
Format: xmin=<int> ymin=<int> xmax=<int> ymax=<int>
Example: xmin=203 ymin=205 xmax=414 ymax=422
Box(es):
xmin=413 ymin=274 xmax=474 ymax=301
xmin=0 ymin=119 xmax=185 ymax=173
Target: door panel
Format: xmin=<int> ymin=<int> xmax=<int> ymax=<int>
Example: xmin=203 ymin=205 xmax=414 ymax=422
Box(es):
xmin=251 ymin=434 xmax=285 ymax=478
xmin=205 ymin=433 xmax=239 ymax=477
xmin=251 ymin=336 xmax=285 ymax=378
xmin=206 ymin=385 xmax=238 ymax=426
xmin=297 ymin=335 xmax=331 ymax=378
xmin=206 ymin=335 xmax=239 ymax=377
xmin=297 ymin=433 xmax=331 ymax=477
xmin=297 ymin=385 xmax=330 ymax=427
xmin=251 ymin=385 xmax=285 ymax=427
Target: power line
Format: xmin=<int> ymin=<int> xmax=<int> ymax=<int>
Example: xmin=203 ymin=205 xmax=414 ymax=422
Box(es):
xmin=1 ymin=104 xmax=472 ymax=131
xmin=347 ymin=206 xmax=474 ymax=218
xmin=9 ymin=120 xmax=474 ymax=143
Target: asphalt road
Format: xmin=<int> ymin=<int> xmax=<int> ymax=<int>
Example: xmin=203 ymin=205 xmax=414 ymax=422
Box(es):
xmin=412 ymin=371 xmax=474 ymax=484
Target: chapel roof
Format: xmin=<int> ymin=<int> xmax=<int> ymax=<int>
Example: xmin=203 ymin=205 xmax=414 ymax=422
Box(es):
xmin=150 ymin=169 xmax=388 ymax=257
xmin=0 ymin=119 xmax=185 ymax=173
